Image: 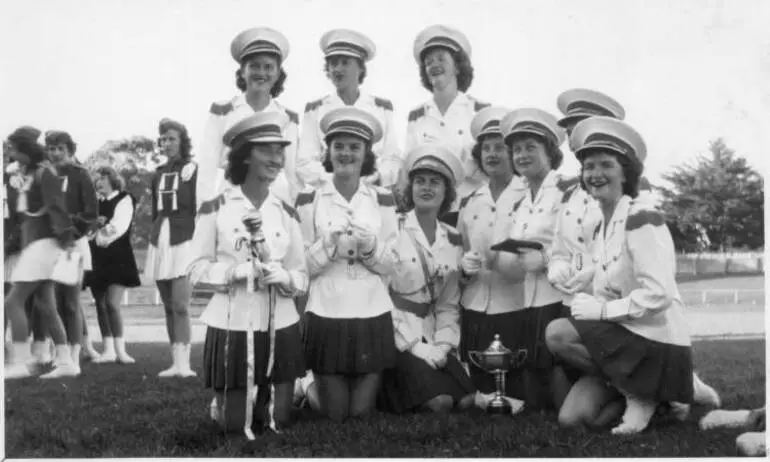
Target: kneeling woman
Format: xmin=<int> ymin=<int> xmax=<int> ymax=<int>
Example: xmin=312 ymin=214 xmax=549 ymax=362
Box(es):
xmin=380 ymin=145 xmax=476 ymax=413
xmin=188 ymin=112 xmax=308 ymax=432
xmin=546 ymin=117 xmax=698 ymax=435
xmin=296 ymin=107 xmax=398 ymax=421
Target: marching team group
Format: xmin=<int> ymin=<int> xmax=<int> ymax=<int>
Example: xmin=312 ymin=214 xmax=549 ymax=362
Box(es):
xmin=4 ymin=24 xmax=725 ymax=438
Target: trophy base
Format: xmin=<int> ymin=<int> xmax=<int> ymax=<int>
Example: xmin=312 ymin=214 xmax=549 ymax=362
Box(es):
xmin=486 ymin=398 xmax=512 ymax=415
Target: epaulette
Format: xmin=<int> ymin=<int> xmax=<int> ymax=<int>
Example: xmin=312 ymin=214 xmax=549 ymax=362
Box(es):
xmin=472 ymin=99 xmax=491 ymax=112
xmin=458 ymin=187 xmax=481 ymax=211
xmin=376 ymin=190 xmax=396 ymax=207
xmin=209 ymin=101 xmax=234 ymax=116
xmin=626 ymin=208 xmax=665 ymax=232
xmin=556 ymin=175 xmax=580 ymax=193
xmin=294 ymin=190 xmax=316 ymax=208
xmin=284 ymin=108 xmax=299 ymax=125
xmin=304 ymin=97 xmax=325 ymax=113
xmin=374 ymin=96 xmax=394 ymax=111
xmin=281 ymin=200 xmax=300 ymax=223
xmin=408 ymin=106 xmax=425 ymax=122
xmin=197 ymin=193 xmax=226 ymax=215
xmin=512 ymin=196 xmax=526 ymax=213
xmin=593 ymin=223 xmax=602 ymax=240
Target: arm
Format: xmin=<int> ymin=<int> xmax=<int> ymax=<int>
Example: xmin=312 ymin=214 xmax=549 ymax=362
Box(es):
xmin=39 ymin=167 xmax=74 ymax=247
xmin=186 ymin=197 xmax=236 ymax=293
xmin=74 ymin=169 xmax=99 ymax=238
xmin=360 ymin=192 xmax=399 ymax=276
xmin=296 ymin=193 xmax=335 ymax=277
xmin=432 ymin=268 xmax=462 ymax=350
xmin=274 ymin=212 xmax=309 ymax=298
xmin=377 ymin=105 xmax=403 ymax=188
xmin=97 ymin=195 xmax=133 ymax=247
xmin=392 ymin=308 xmax=422 ymax=352
xmin=195 ymin=112 xmax=225 ymax=204
xmin=150 ymin=172 xmax=159 ymax=222
xmin=602 ymin=214 xmax=677 ymax=321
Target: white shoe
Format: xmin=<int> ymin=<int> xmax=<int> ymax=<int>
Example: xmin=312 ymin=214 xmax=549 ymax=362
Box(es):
xmin=31 ymin=340 xmax=53 ymax=365
xmin=611 ymin=394 xmax=656 ymax=435
xmin=700 ymin=410 xmax=752 ymax=430
xmin=670 ymin=401 xmax=691 ymax=421
xmin=736 ymin=432 xmax=766 ymax=457
xmin=158 ymin=344 xmax=181 ymax=378
xmin=177 ymin=343 xmax=197 ymax=378
xmin=82 ymin=340 xmax=101 ymax=361
xmin=115 ymin=337 xmax=136 ymax=364
xmin=5 ymin=362 xmax=33 ymax=380
xmin=210 ymin=397 xmax=220 ymax=422
xmin=693 ymin=373 xmax=721 ymax=408
xmin=93 ymin=337 xmax=117 ymax=363
xmin=40 ymin=345 xmax=80 ymax=379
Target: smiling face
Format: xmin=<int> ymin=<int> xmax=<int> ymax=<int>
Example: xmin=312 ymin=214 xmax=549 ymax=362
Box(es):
xmin=246 ymin=142 xmax=285 ymax=184
xmin=479 ymin=134 xmax=513 ymax=178
xmin=422 ymin=47 xmax=457 ymax=91
xmin=325 ymin=56 xmax=363 ymax=91
xmin=411 ymin=170 xmax=447 ymax=214
xmin=46 ymin=143 xmax=71 ymax=164
xmin=328 ymin=134 xmax=366 ymax=179
xmin=240 ymin=53 xmax=280 ymax=94
xmin=581 ymin=151 xmax=626 ymax=204
xmin=158 ymin=129 xmax=181 ymax=160
xmin=510 ymin=135 xmax=551 ymax=180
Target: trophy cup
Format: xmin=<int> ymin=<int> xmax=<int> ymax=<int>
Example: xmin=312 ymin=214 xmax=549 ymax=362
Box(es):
xmin=468 ymin=334 xmax=528 ymax=414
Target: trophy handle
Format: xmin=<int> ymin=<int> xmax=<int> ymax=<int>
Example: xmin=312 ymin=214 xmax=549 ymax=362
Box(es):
xmin=510 ymin=349 xmax=528 ymax=368
xmin=468 ymin=351 xmax=484 ymax=370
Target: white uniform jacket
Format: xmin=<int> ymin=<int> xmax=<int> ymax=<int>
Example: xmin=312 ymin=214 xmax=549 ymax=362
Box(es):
xmin=389 ymin=211 xmax=463 ymax=352
xmin=196 ymin=94 xmax=301 ymax=205
xmin=295 ymin=181 xmax=399 ymax=319
xmin=297 ymin=92 xmax=402 ymax=188
xmin=590 ymin=195 xmax=691 ymax=346
xmin=187 ymin=187 xmax=308 ymax=332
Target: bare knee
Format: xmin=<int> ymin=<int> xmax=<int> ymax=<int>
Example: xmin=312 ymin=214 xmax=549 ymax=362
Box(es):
xmin=457 ymin=393 xmax=476 ymax=410
xmin=558 ymin=406 xmax=587 ymax=429
xmin=545 ymin=318 xmax=578 ymax=354
xmin=423 ymin=394 xmax=455 ymax=413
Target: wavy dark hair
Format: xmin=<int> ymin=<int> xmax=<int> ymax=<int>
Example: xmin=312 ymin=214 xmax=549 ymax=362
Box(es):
xmin=235 ymin=52 xmax=287 ymax=98
xmin=158 ymin=118 xmax=193 ymax=160
xmin=578 ymin=149 xmax=643 ymax=198
xmin=95 ymin=166 xmax=125 ymax=192
xmin=505 ymin=133 xmax=564 ymax=176
xmin=324 ymin=56 xmax=367 ymax=84
xmin=419 ymin=48 xmax=474 ymax=93
xmin=44 ymin=130 xmax=77 ymax=156
xmin=400 ymin=169 xmax=456 ymax=217
xmin=225 ymin=143 xmax=253 ymax=186
xmin=7 ymin=127 xmax=47 ymax=168
xmin=470 ymin=134 xmax=514 ymax=176
xmin=321 ymin=135 xmax=377 ymax=177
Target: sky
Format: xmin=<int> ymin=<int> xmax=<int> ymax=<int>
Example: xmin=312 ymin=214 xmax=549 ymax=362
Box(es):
xmin=2 ymin=0 xmax=768 ymax=186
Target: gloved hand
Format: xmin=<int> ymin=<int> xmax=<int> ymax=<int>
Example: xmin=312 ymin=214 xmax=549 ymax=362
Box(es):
xmin=350 ymin=220 xmax=377 ymax=255
xmin=519 ymin=249 xmax=546 ymax=273
xmin=461 ymin=251 xmax=483 ymax=276
xmin=410 ymin=342 xmax=438 ymax=369
xmin=322 ymin=222 xmax=348 ymax=255
xmin=547 ymin=260 xmax=572 ymax=288
xmin=262 ymin=261 xmax=291 ymax=286
xmin=571 ymin=293 xmax=606 ymax=320
xmin=231 ymin=261 xmax=257 ymax=283
xmin=181 ymin=162 xmax=197 ymax=182
xmin=560 ymin=267 xmax=595 ymax=295
xmin=428 ymin=344 xmax=451 ymax=368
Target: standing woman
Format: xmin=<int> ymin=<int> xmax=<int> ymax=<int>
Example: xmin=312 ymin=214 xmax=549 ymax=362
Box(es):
xmin=4 ymin=126 xmax=78 ymax=379
xmin=380 ymin=145 xmax=477 ymax=414
xmin=189 ymin=112 xmax=307 ymax=431
xmin=296 ymin=107 xmax=398 ymax=421
xmin=196 ymin=27 xmax=300 ymax=205
xmin=144 ymin=118 xmax=198 ymax=377
xmin=404 ymin=25 xmax=490 ymax=218
xmin=545 ymin=117 xmax=699 ymax=435
xmin=456 ymin=107 xmax=527 ymax=407
xmin=297 ymin=29 xmax=401 ymax=190
xmin=84 ymin=167 xmax=142 ymax=363
xmin=493 ymin=108 xmax=575 ymax=410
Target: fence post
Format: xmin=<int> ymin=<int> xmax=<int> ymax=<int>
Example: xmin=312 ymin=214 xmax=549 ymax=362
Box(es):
xmin=702 ymin=291 xmax=707 ymax=305
xmin=123 ymin=291 xmax=129 ymax=306
xmin=734 ymin=290 xmax=739 ymax=304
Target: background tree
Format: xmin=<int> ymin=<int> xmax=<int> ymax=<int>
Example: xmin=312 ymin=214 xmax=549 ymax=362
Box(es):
xmin=656 ymin=138 xmax=764 ymax=252
xmin=82 ymin=136 xmax=163 ymax=249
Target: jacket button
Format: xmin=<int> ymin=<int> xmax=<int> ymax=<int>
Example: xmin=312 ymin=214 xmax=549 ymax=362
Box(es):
xmin=348 ymin=249 xmax=355 ymax=256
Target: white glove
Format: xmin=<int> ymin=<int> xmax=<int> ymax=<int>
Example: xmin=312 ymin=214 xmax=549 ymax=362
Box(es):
xmin=560 ymin=267 xmax=595 ymax=295
xmin=411 ymin=342 xmax=437 ymax=369
xmin=262 ymin=261 xmax=291 ymax=287
xmin=5 ymin=161 xmax=20 ymax=175
xmin=461 ymin=251 xmax=483 ymax=276
xmin=571 ymin=293 xmax=606 ymax=320
xmin=519 ymin=249 xmax=546 ymax=273
xmin=231 ymin=261 xmax=257 ymax=282
xmin=9 ymin=174 xmax=25 ymax=190
xmin=428 ymin=345 xmax=451 ymax=368
xmin=180 ymin=162 xmax=197 ymax=182
xmin=350 ymin=220 xmax=377 ymax=255
xmin=322 ymin=222 xmax=348 ymax=254
xmin=547 ymin=260 xmax=572 ymax=288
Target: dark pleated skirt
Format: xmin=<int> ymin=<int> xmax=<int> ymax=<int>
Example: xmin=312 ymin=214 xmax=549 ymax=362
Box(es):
xmin=303 ymin=311 xmax=397 ymax=376
xmin=379 ymin=348 xmax=476 ymax=414
xmin=570 ymin=319 xmax=694 ymax=403
xmin=460 ymin=303 xmax=568 ymax=406
xmin=203 ymin=323 xmax=305 ymax=390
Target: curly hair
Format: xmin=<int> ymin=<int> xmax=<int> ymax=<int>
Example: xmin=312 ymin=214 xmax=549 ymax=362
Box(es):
xmin=578 ymin=149 xmax=643 ymax=198
xmin=324 ymin=57 xmax=367 ymax=84
xmin=470 ymin=134 xmax=513 ymax=176
xmin=7 ymin=127 xmax=47 ymax=168
xmin=158 ymin=118 xmax=193 ymax=160
xmin=505 ymin=133 xmax=564 ymax=175
xmin=235 ymin=53 xmax=287 ymax=98
xmin=419 ymin=48 xmax=474 ymax=93
xmin=44 ymin=130 xmax=77 ymax=155
xmin=399 ymin=169 xmax=456 ymax=217
xmin=321 ymin=136 xmax=377 ymax=177
xmin=95 ymin=166 xmax=125 ymax=192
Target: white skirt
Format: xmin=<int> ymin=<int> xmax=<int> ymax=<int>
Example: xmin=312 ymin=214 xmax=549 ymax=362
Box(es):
xmin=4 ymin=252 xmax=20 ymax=281
xmin=143 ymin=219 xmax=193 ymax=282
xmin=9 ymin=238 xmax=63 ymax=282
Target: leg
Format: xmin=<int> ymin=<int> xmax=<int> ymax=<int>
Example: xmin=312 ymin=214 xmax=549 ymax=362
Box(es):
xmin=420 ymin=394 xmax=455 ymax=413
xmin=35 ymin=282 xmax=79 ymax=378
xmin=316 ymin=374 xmax=350 ymax=421
xmin=545 ymin=319 xmax=598 ymax=373
xmin=349 ymin=372 xmax=382 ymax=418
xmin=558 ymin=375 xmax=620 ymax=429
xmin=56 ymin=283 xmax=84 ymax=363
xmin=155 ymin=280 xmax=179 ymax=377
xmin=4 ymin=281 xmax=42 ymax=378
xmin=27 ymin=292 xmax=52 ymax=364
xmin=80 ymin=294 xmax=100 ymax=360
xmin=168 ymin=276 xmax=195 ymax=376
xmin=611 ymin=388 xmax=658 ymax=435
xmin=91 ymin=287 xmax=117 ymax=363
xmin=105 ymin=284 xmax=134 ymax=364
xmin=272 ymin=382 xmax=296 ymax=427
xmin=550 ymin=365 xmax=573 ymax=411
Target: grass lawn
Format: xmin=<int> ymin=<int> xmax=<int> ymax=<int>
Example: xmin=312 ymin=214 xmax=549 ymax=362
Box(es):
xmin=4 ymin=338 xmax=765 ymax=458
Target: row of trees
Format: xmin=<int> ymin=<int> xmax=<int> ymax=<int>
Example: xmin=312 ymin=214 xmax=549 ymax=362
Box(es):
xmin=85 ymin=137 xmax=764 ymax=253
